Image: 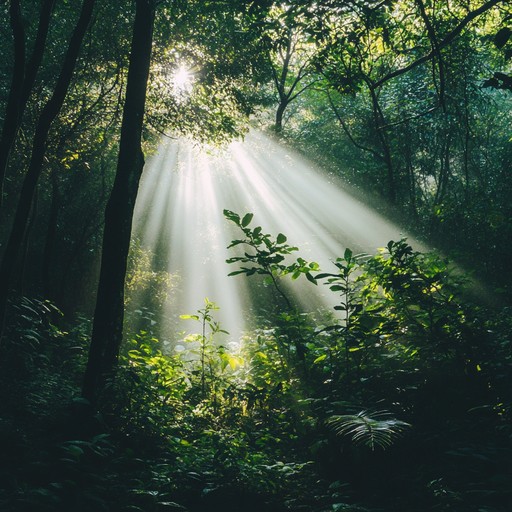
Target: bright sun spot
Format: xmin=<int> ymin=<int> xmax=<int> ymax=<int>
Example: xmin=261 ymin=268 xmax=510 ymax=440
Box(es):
xmin=172 ymin=65 xmax=193 ymax=96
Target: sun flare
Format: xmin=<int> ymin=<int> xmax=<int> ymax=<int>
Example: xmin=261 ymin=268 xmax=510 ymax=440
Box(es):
xmin=172 ymin=65 xmax=193 ymax=96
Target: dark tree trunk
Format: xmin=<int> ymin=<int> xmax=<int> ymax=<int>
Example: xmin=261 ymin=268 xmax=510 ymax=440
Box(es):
xmin=0 ymin=0 xmax=25 ymax=210
xmin=0 ymin=0 xmax=56 ymax=211
xmin=275 ymin=99 xmax=288 ymax=133
xmin=0 ymin=0 xmax=95 ymax=340
xmin=18 ymin=187 xmax=38 ymax=294
xmin=42 ymin=170 xmax=62 ymax=299
xmin=404 ymin=135 xmax=417 ymax=217
xmin=368 ymin=85 xmax=396 ymax=204
xmin=82 ymin=0 xmax=156 ymax=404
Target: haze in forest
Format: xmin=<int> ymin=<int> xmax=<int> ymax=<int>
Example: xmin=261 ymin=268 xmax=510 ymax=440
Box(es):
xmin=132 ymin=130 xmax=426 ymax=343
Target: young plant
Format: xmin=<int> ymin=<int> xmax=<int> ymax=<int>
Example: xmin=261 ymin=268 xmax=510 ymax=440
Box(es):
xmin=180 ymin=299 xmax=243 ymax=411
xmin=224 ymin=209 xmax=318 ymax=310
xmin=224 ymin=210 xmax=321 ymax=379
xmin=181 ymin=299 xmax=228 ymax=397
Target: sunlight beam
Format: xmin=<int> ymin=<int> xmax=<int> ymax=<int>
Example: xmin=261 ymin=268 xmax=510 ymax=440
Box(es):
xmin=131 ymin=130 xmax=425 ymax=348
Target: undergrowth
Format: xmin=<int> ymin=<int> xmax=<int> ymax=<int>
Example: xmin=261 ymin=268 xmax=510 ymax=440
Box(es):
xmin=1 ymin=216 xmax=511 ymax=511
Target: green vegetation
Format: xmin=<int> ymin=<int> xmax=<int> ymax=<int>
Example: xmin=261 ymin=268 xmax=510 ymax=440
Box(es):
xmin=0 ymin=0 xmax=511 ymax=511
xmin=1 ymin=217 xmax=511 ymax=511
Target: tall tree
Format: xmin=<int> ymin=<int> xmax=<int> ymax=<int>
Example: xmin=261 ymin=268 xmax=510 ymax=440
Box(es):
xmin=0 ymin=0 xmax=95 ymax=340
xmin=266 ymin=6 xmax=319 ymax=133
xmin=0 ymin=0 xmax=56 ymax=211
xmin=81 ymin=0 xmax=278 ymax=403
xmin=82 ymin=0 xmax=156 ymax=403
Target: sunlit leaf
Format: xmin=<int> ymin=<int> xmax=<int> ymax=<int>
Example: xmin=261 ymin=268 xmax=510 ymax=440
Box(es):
xmin=327 ymin=410 xmax=411 ymax=450
xmin=179 ymin=314 xmax=199 ymax=320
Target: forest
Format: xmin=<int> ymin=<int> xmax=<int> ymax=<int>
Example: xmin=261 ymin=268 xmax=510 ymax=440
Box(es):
xmin=0 ymin=0 xmax=511 ymax=511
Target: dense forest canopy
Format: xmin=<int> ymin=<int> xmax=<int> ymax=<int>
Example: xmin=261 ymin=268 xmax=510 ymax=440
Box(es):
xmin=0 ymin=0 xmax=511 ymax=511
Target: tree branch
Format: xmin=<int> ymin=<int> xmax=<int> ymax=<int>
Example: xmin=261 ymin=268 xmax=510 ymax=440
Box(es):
xmin=326 ymin=89 xmax=384 ymax=161
xmin=372 ymin=0 xmax=504 ymax=89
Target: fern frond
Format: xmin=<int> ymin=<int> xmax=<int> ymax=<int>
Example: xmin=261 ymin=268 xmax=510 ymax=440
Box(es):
xmin=327 ymin=410 xmax=411 ymax=450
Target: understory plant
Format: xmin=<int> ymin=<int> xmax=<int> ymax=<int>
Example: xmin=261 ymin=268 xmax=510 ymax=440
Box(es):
xmin=2 ymin=214 xmax=510 ymax=512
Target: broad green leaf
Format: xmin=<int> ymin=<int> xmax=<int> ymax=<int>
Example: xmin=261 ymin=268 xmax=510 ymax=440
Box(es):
xmin=241 ymin=213 xmax=254 ymax=227
xmin=223 ymin=209 xmax=240 ymax=223
xmin=227 ymin=270 xmax=248 ymax=276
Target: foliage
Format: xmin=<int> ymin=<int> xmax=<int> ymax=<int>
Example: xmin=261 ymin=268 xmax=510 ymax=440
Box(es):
xmin=224 ymin=209 xmax=319 ymax=306
xmin=1 ymin=0 xmax=512 ymax=510
xmin=327 ymin=410 xmax=411 ymax=451
xmin=2 ymin=218 xmax=512 ymax=510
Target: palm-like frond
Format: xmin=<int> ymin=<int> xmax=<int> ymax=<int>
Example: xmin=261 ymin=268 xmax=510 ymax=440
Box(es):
xmin=327 ymin=410 xmax=411 ymax=451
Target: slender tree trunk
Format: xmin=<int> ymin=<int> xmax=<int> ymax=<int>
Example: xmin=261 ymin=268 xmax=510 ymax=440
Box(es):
xmin=18 ymin=186 xmax=38 ymax=294
xmin=0 ymin=0 xmax=25 ymax=210
xmin=433 ymin=133 xmax=452 ymax=205
xmin=275 ymin=99 xmax=288 ymax=133
xmin=82 ymin=0 xmax=156 ymax=404
xmin=406 ymin=152 xmax=417 ymax=217
xmin=0 ymin=0 xmax=56 ymax=211
xmin=42 ymin=170 xmax=62 ymax=299
xmin=368 ymin=85 xmax=396 ymax=204
xmin=0 ymin=0 xmax=95 ymax=341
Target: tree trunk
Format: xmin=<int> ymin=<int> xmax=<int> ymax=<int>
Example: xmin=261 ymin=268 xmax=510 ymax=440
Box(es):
xmin=0 ymin=0 xmax=95 ymax=340
xmin=18 ymin=186 xmax=38 ymax=295
xmin=0 ymin=0 xmax=56 ymax=211
xmin=405 ymin=139 xmax=417 ymax=217
xmin=368 ymin=85 xmax=396 ymax=204
xmin=0 ymin=0 xmax=25 ymax=210
xmin=274 ymin=99 xmax=288 ymax=133
xmin=82 ymin=0 xmax=156 ymax=404
xmin=42 ymin=170 xmax=62 ymax=299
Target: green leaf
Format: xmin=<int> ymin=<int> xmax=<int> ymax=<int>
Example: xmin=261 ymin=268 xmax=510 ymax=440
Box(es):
xmin=313 ymin=354 xmax=328 ymax=363
xmin=227 ymin=270 xmax=246 ymax=276
xmin=306 ymin=272 xmax=317 ymax=285
xmin=223 ymin=209 xmax=240 ymax=223
xmin=327 ymin=411 xmax=411 ymax=450
xmin=241 ymin=213 xmax=254 ymax=227
xmin=179 ymin=314 xmax=199 ymax=320
xmin=316 ymin=272 xmax=337 ymax=279
xmin=276 ymin=233 xmax=287 ymax=244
